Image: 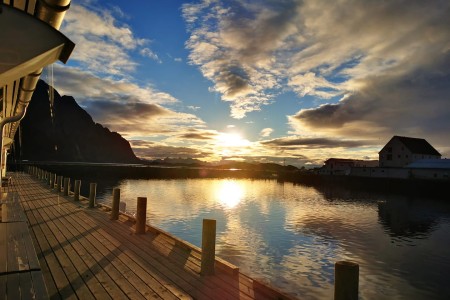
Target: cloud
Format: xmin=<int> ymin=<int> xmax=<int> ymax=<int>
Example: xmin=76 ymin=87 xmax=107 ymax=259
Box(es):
xmin=51 ymin=65 xmax=178 ymax=105
xmin=182 ymin=0 xmax=450 ymax=135
xmin=260 ymin=128 xmax=273 ymax=138
xmin=262 ymin=137 xmax=375 ymax=149
xmin=130 ymin=140 xmax=214 ymax=160
xmin=178 ymin=130 xmax=217 ymax=140
xmin=289 ymin=53 xmax=450 ymax=147
xmin=50 ymin=65 xmax=206 ymax=139
xmin=61 ymin=3 xmax=153 ymax=76
xmin=140 ymin=48 xmax=162 ymax=63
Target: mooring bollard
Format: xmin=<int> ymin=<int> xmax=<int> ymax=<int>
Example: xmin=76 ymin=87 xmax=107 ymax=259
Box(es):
xmin=74 ymin=180 xmax=81 ymax=201
xmin=63 ymin=178 xmax=70 ymax=196
xmin=89 ymin=183 xmax=97 ymax=208
xmin=135 ymin=197 xmax=147 ymax=234
xmin=334 ymin=261 xmax=359 ymax=300
xmin=57 ymin=176 xmax=63 ymax=193
xmin=201 ymin=219 xmax=216 ymax=276
xmin=110 ymin=188 xmax=121 ymax=220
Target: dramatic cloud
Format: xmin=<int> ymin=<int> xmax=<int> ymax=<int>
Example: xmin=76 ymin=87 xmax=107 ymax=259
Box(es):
xmin=183 ymin=0 xmax=450 ymax=152
xmin=290 ymin=54 xmax=450 ymax=149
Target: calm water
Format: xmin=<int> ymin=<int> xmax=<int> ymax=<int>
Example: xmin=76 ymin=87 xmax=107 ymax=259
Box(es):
xmin=95 ymin=178 xmax=450 ymax=300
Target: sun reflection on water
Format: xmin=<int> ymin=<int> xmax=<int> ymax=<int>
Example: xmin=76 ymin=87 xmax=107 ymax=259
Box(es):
xmin=215 ymin=180 xmax=244 ymax=208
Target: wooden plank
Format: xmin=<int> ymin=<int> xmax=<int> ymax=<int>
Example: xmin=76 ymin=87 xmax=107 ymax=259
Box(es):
xmin=36 ymin=192 xmax=170 ymax=298
xmin=30 ymin=270 xmax=49 ymax=300
xmin=0 ymin=224 xmax=7 ymax=274
xmin=5 ymin=222 xmax=40 ymax=272
xmin=38 ymin=204 xmax=137 ymax=300
xmin=0 ymin=275 xmax=6 ymax=298
xmin=10 ymin=222 xmax=29 ymax=272
xmin=19 ymin=271 xmax=33 ymax=300
xmin=21 ymin=195 xmax=69 ymax=298
xmin=20 ymin=199 xmax=78 ymax=299
xmin=35 ymin=186 xmax=196 ymax=299
xmin=7 ymin=273 xmax=21 ymax=300
xmin=23 ymin=193 xmax=110 ymax=299
xmin=24 ymin=188 xmax=124 ymax=299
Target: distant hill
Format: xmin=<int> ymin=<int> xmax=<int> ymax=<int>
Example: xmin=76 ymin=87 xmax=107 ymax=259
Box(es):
xmin=12 ymin=80 xmax=139 ymax=163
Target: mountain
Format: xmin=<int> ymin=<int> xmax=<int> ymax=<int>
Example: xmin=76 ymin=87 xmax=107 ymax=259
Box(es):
xmin=12 ymin=80 xmax=139 ymax=163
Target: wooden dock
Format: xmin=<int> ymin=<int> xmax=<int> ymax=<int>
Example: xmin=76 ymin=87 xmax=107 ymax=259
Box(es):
xmin=3 ymin=172 xmax=295 ymax=299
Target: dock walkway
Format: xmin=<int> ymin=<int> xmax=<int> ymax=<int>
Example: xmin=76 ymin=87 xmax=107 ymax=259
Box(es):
xmin=7 ymin=173 xmax=294 ymax=299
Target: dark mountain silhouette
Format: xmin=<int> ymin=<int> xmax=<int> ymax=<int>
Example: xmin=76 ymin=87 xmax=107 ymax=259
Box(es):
xmin=13 ymin=80 xmax=139 ymax=163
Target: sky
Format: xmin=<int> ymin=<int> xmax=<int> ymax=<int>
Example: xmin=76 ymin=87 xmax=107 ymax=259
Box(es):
xmin=49 ymin=0 xmax=450 ymax=167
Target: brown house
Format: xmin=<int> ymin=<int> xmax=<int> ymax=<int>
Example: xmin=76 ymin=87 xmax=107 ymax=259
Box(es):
xmin=379 ymin=136 xmax=441 ymax=167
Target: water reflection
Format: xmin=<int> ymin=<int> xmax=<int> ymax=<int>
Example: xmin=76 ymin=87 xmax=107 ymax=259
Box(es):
xmin=94 ymin=178 xmax=450 ymax=299
xmin=377 ymin=199 xmax=438 ymax=238
xmin=215 ymin=180 xmax=244 ymax=209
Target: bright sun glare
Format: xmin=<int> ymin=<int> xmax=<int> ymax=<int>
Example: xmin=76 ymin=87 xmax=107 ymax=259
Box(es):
xmin=217 ymin=133 xmax=249 ymax=148
xmin=215 ymin=180 xmax=245 ymax=209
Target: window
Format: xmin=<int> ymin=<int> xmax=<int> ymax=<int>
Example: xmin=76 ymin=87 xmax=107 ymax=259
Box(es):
xmin=387 ymin=154 xmax=392 ymax=160
xmin=387 ymin=147 xmax=392 ymax=153
xmin=398 ymin=155 xmax=401 ymax=158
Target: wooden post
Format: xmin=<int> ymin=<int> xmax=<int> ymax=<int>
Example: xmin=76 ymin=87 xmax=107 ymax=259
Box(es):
xmin=135 ymin=197 xmax=147 ymax=234
xmin=57 ymin=176 xmax=63 ymax=193
xmin=74 ymin=180 xmax=81 ymax=201
xmin=89 ymin=183 xmax=97 ymax=208
xmin=334 ymin=261 xmax=359 ymax=300
xmin=63 ymin=178 xmax=70 ymax=196
xmin=201 ymin=219 xmax=216 ymax=276
xmin=110 ymin=188 xmax=120 ymax=220
xmin=49 ymin=173 xmax=55 ymax=188
xmin=48 ymin=172 xmax=52 ymax=186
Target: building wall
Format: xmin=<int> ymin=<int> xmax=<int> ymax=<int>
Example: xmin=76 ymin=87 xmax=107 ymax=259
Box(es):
xmin=379 ymin=138 xmax=440 ymax=167
xmin=379 ymin=138 xmax=414 ymax=167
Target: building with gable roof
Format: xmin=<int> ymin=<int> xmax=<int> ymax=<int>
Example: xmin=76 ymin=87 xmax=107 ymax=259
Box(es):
xmin=379 ymin=136 xmax=441 ymax=167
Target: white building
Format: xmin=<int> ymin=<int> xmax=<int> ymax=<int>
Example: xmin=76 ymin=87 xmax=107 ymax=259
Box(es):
xmin=379 ymin=136 xmax=441 ymax=167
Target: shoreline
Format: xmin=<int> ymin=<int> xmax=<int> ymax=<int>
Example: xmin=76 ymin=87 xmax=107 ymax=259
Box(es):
xmin=11 ymin=162 xmax=448 ymax=200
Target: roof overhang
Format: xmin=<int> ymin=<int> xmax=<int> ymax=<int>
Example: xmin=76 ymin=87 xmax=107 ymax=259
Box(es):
xmin=0 ymin=4 xmax=74 ymax=86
